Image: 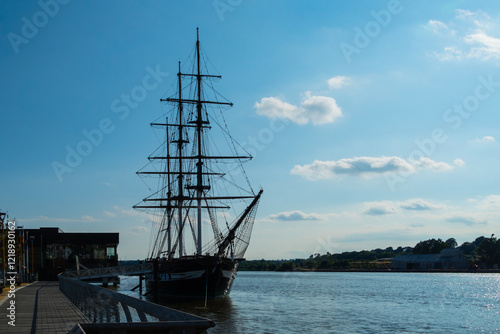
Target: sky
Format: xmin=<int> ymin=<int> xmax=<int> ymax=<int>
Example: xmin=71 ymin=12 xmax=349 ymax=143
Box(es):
xmin=2 ymin=0 xmax=500 ymax=260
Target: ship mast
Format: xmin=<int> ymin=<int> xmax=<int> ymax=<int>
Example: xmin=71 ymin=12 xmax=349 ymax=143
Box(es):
xmin=176 ymin=61 xmax=185 ymax=257
xmin=166 ymin=116 xmax=172 ymax=258
xmin=134 ymin=29 xmax=260 ymax=259
xmin=195 ymin=28 xmax=204 ymax=256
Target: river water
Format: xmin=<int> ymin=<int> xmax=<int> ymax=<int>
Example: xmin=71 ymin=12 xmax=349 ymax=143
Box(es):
xmin=117 ymin=271 xmax=500 ymax=333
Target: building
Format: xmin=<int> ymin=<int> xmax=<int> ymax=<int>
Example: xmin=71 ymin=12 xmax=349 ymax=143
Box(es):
xmin=6 ymin=227 xmax=119 ymax=281
xmin=391 ymin=248 xmax=468 ymax=271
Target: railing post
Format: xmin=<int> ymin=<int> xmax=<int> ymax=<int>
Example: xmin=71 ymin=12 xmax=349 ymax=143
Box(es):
xmin=113 ymin=299 xmax=120 ymax=323
xmin=58 ymin=271 xmax=214 ymax=330
xmin=121 ymin=301 xmax=133 ymax=322
xmin=98 ymin=293 xmax=104 ymax=323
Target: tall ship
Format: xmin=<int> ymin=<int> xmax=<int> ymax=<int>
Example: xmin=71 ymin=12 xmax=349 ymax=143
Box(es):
xmin=134 ymin=29 xmax=263 ymax=300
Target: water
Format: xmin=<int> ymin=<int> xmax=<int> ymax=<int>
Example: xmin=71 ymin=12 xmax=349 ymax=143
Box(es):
xmin=116 ymin=271 xmax=500 ymax=333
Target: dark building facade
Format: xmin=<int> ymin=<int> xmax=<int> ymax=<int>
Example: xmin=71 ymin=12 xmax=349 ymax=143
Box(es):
xmin=21 ymin=227 xmax=119 ymax=280
xmin=391 ymin=248 xmax=468 ymax=271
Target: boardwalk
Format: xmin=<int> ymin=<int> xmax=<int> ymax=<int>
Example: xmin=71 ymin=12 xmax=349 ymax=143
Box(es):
xmin=0 ymin=281 xmax=89 ymax=333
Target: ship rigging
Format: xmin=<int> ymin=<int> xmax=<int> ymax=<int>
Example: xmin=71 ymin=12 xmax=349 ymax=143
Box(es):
xmin=133 ymin=29 xmax=262 ymax=299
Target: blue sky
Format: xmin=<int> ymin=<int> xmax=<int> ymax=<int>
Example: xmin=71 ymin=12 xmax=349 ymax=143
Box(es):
xmin=2 ymin=0 xmax=500 ymax=260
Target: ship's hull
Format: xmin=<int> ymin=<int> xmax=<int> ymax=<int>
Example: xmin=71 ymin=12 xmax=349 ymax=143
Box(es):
xmin=145 ymin=256 xmax=239 ymax=300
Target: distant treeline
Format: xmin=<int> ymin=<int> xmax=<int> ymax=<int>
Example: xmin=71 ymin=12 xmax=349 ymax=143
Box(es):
xmin=239 ymin=236 xmax=500 ymax=271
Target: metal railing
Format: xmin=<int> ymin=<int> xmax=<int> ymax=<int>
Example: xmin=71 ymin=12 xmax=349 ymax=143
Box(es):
xmin=58 ymin=275 xmax=215 ymax=330
xmin=61 ymin=263 xmax=153 ymax=280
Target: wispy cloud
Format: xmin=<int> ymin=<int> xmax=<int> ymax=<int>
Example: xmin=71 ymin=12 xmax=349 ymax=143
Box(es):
xmin=20 ymin=215 xmax=101 ymax=223
xmin=453 ymin=158 xmax=465 ymax=167
xmin=269 ymin=210 xmax=325 ymax=221
xmin=291 ymin=156 xmax=460 ymax=181
xmin=432 ymin=46 xmax=463 ymax=61
xmin=426 ymin=9 xmax=500 ymax=61
xmin=327 ymin=75 xmax=352 ymax=89
xmin=104 ymin=211 xmax=117 ymax=218
xmin=474 ymin=195 xmax=500 ymax=211
xmin=456 ymin=9 xmax=491 ymax=29
xmin=446 ymin=216 xmax=487 ymax=226
xmin=255 ymin=93 xmax=342 ymax=125
xmin=363 ymin=198 xmax=446 ymax=216
xmin=399 ymin=198 xmax=447 ymax=211
xmin=364 ymin=203 xmax=397 ymax=216
xmin=464 ymin=31 xmax=500 ymax=60
xmin=423 ymin=20 xmax=456 ymax=36
xmin=110 ymin=205 xmax=148 ymax=217
xmin=102 ymin=206 xmax=151 ymax=223
xmin=131 ymin=225 xmax=148 ymax=235
xmin=471 ymin=136 xmax=496 ymax=144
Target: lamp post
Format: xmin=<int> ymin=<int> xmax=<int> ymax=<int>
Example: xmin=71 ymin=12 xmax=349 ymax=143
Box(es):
xmin=17 ymin=225 xmax=24 ymax=283
xmin=25 ymin=230 xmax=28 ymax=281
xmin=0 ymin=212 xmax=6 ymax=289
xmin=29 ymin=236 xmax=35 ymax=281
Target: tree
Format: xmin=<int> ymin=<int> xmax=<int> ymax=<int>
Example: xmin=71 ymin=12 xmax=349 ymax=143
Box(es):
xmin=459 ymin=241 xmax=476 ymax=256
xmin=445 ymin=238 xmax=457 ymax=248
xmin=413 ymin=238 xmax=448 ymax=254
xmin=477 ymin=236 xmax=500 ymax=267
xmin=473 ymin=236 xmax=485 ymax=247
xmin=276 ymin=261 xmax=295 ymax=271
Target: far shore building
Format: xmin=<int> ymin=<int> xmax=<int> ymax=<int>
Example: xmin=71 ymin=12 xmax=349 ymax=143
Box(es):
xmin=2 ymin=227 xmax=119 ymax=281
xmin=391 ymin=248 xmax=468 ymax=271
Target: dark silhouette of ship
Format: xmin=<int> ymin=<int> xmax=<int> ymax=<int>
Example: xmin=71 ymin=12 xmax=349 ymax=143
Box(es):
xmin=134 ymin=29 xmax=263 ymax=300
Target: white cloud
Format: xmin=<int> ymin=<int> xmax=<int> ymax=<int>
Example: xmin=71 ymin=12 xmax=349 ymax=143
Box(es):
xmin=474 ymin=195 xmax=500 ymax=211
xmin=453 ymin=158 xmax=466 ymax=167
xmin=427 ymin=9 xmax=500 ymax=61
xmin=254 ymin=97 xmax=302 ymax=123
xmin=131 ymin=225 xmax=148 ymax=235
xmin=254 ymin=94 xmax=342 ymax=125
xmin=399 ymin=198 xmax=447 ymax=211
xmin=269 ymin=210 xmax=324 ymax=221
xmin=363 ymin=202 xmax=397 ymax=216
xmin=424 ymin=20 xmax=456 ymax=35
xmin=432 ymin=46 xmax=463 ymax=61
xmin=481 ymin=136 xmax=495 ymax=143
xmin=291 ymin=156 xmax=458 ymax=181
xmin=301 ymin=94 xmax=342 ymax=125
xmin=446 ymin=216 xmax=486 ymax=226
xmin=470 ymin=136 xmax=495 ymax=145
xmin=363 ymin=198 xmax=446 ymax=216
xmin=103 ymin=205 xmax=151 ymax=222
xmin=455 ymin=9 xmax=491 ymax=28
xmin=327 ymin=75 xmax=352 ymax=89
xmin=20 ymin=215 xmax=100 ymax=223
xmin=112 ymin=205 xmax=147 ymax=217
xmin=104 ymin=211 xmax=117 ymax=218
xmin=412 ymin=157 xmax=455 ymax=172
xmin=464 ymin=31 xmax=500 ymax=60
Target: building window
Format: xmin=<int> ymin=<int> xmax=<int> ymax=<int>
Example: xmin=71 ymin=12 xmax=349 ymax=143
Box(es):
xmin=107 ymin=247 xmax=116 ymax=257
xmin=93 ymin=248 xmax=106 ymax=260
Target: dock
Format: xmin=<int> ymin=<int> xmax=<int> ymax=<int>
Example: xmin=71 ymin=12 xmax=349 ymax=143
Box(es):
xmin=0 ymin=281 xmax=89 ymax=333
xmin=1 ymin=278 xmax=216 ymax=334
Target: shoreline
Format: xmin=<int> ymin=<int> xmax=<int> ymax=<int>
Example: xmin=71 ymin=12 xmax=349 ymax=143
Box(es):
xmin=240 ymin=268 xmax=500 ymax=274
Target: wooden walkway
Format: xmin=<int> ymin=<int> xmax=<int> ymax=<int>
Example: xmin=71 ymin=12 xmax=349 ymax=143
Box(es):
xmin=0 ymin=281 xmax=89 ymax=333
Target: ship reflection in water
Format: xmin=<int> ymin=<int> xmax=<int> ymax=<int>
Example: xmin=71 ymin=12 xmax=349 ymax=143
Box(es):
xmin=114 ymin=275 xmax=238 ymax=333
xmin=146 ymin=295 xmax=239 ymax=334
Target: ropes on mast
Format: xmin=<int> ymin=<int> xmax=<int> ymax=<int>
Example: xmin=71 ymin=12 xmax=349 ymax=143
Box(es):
xmin=134 ymin=31 xmax=262 ymax=260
